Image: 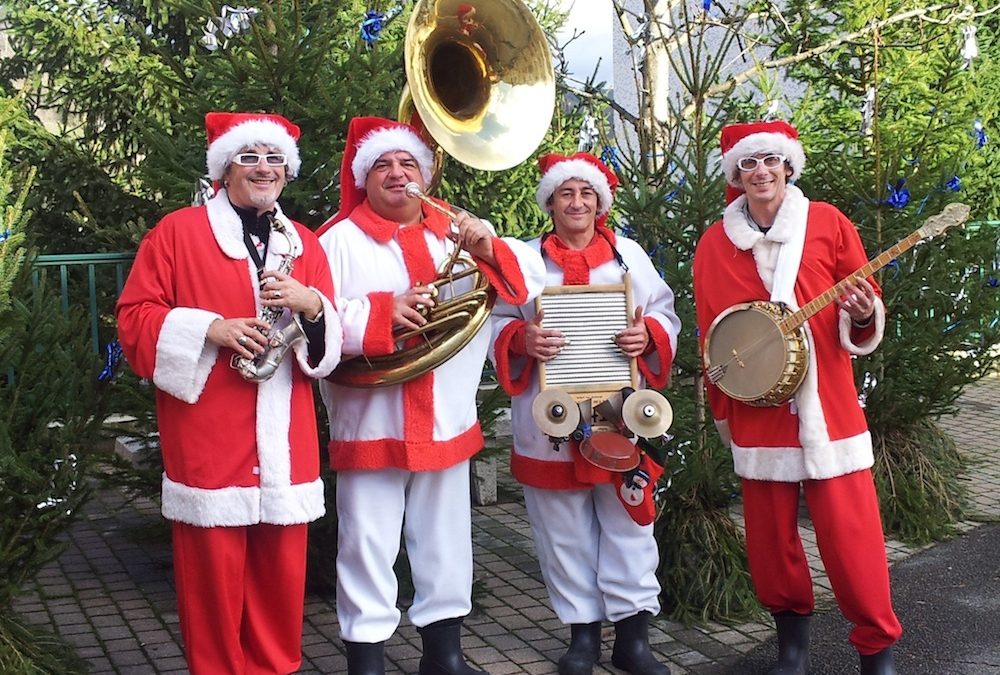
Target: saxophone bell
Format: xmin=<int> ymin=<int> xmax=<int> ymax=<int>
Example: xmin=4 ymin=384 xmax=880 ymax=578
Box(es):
xmin=230 ymin=317 xmax=306 ymax=382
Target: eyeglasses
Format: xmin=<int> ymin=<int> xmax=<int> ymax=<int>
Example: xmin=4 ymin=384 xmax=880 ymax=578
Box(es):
xmin=232 ymin=153 xmax=288 ymax=167
xmin=736 ymin=154 xmax=786 ymax=171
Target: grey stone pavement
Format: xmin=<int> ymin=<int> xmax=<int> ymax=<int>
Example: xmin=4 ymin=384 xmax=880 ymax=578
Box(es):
xmin=12 ymin=375 xmax=1000 ymax=674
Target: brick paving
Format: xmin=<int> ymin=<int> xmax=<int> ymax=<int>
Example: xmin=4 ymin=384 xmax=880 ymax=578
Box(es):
xmin=12 ymin=376 xmax=1000 ymax=674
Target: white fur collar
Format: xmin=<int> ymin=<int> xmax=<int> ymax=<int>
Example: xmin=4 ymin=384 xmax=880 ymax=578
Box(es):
xmin=205 ymin=189 xmax=302 ymax=261
xmin=723 ymin=184 xmax=808 ymax=249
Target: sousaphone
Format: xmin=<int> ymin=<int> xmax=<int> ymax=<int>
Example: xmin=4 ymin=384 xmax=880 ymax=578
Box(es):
xmin=329 ymin=0 xmax=555 ymax=388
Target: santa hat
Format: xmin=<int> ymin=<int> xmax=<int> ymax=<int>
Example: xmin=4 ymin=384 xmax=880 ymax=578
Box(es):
xmin=719 ymin=120 xmax=805 ymax=189
xmin=325 ymin=116 xmax=435 ymax=227
xmin=535 ymin=152 xmax=618 ymax=216
xmin=205 ymin=111 xmax=302 ymax=180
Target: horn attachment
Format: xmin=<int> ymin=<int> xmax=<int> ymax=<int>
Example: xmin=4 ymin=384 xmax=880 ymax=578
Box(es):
xmin=532 ymin=389 xmax=582 ymax=438
xmin=621 ymin=390 xmax=674 ymax=438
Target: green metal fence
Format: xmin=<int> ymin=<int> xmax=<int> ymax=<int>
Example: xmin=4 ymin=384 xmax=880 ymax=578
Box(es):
xmin=32 ymin=252 xmax=135 ymax=354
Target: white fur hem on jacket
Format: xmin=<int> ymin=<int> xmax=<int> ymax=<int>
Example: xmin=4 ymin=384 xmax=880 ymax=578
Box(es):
xmin=731 ymin=431 xmax=874 ymax=482
xmin=153 ymin=307 xmax=221 ymax=404
xmin=292 ymin=290 xmax=343 ymax=377
xmin=161 ymin=474 xmax=325 ymax=527
xmin=838 ymin=297 xmax=886 ymax=356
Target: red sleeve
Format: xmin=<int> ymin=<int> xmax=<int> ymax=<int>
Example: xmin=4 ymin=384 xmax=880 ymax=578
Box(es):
xmin=833 ymin=209 xmax=884 ymax=342
xmin=476 ymin=238 xmax=528 ymax=305
xmin=362 ymin=291 xmax=396 ymax=355
xmin=298 ymin=224 xmax=336 ymax=303
xmin=493 ymin=319 xmax=535 ymax=396
xmin=115 ymin=224 xmax=174 ymax=379
xmin=636 ymin=316 xmax=673 ymax=389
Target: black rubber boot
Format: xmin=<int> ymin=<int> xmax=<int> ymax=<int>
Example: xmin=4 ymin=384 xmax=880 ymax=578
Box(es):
xmin=344 ymin=641 xmax=386 ymax=675
xmin=417 ymin=617 xmax=487 ymax=675
xmin=767 ymin=612 xmax=811 ymax=675
xmin=557 ymin=621 xmax=602 ymax=675
xmin=610 ymin=612 xmax=668 ymax=675
xmin=860 ymin=647 xmax=897 ymax=675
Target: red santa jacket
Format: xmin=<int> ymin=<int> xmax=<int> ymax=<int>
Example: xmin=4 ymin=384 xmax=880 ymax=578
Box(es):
xmin=317 ymin=199 xmax=546 ymax=472
xmin=116 ymin=192 xmax=342 ymax=527
xmin=693 ymin=186 xmax=886 ymax=482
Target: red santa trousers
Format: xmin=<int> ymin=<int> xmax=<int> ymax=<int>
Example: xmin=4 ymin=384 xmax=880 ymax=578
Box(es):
xmin=741 ymin=469 xmax=902 ymax=655
xmin=171 ymin=521 xmax=308 ymax=674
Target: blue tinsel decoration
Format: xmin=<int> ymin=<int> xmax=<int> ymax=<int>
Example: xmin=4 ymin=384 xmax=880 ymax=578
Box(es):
xmin=98 ymin=340 xmax=124 ymax=382
xmin=601 ymin=145 xmax=621 ymax=172
xmin=974 ymin=119 xmax=988 ymax=149
xmin=360 ymin=10 xmax=386 ymax=46
xmin=886 ymin=178 xmax=910 ymax=209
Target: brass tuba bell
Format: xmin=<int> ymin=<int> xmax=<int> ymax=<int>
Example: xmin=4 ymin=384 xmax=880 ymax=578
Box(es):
xmin=328 ymin=0 xmax=554 ymax=388
xmin=403 ymin=0 xmax=555 ymax=172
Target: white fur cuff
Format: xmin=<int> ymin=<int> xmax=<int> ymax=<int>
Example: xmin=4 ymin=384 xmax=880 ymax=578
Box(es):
xmin=153 ymin=307 xmax=221 ymax=404
xmin=293 ymin=290 xmax=343 ymax=377
xmin=838 ymin=297 xmax=886 ymax=356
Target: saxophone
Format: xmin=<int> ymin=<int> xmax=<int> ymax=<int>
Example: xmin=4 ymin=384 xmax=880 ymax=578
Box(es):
xmin=230 ymin=214 xmax=307 ymax=383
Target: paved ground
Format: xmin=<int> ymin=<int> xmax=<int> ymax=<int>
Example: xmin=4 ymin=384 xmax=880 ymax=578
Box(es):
xmin=12 ymin=376 xmax=1000 ymax=674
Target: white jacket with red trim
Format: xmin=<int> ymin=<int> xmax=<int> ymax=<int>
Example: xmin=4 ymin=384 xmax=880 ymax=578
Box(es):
xmin=489 ymin=232 xmax=681 ymax=490
xmin=692 ymin=187 xmax=886 ymax=482
xmin=317 ymin=200 xmax=546 ymax=472
xmin=116 ymin=191 xmax=343 ymax=527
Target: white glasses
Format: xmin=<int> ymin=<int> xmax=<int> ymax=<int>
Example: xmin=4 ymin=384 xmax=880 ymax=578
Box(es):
xmin=232 ymin=153 xmax=288 ymax=167
xmin=736 ymin=154 xmax=786 ymax=171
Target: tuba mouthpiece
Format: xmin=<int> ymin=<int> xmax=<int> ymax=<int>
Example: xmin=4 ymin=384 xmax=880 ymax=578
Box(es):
xmin=405 ymin=182 xmax=423 ymax=198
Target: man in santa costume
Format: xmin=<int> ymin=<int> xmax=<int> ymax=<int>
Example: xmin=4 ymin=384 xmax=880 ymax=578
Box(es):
xmin=116 ymin=111 xmax=342 ymax=674
xmin=489 ymin=152 xmax=681 ymax=675
xmin=315 ymin=116 xmax=546 ymax=675
xmin=692 ymin=120 xmax=902 ymax=675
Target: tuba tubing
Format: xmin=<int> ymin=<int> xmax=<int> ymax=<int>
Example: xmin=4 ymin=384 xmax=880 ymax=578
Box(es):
xmin=326 ymin=187 xmax=496 ymax=388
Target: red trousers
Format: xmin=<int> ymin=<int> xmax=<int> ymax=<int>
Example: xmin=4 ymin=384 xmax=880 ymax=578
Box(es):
xmin=742 ymin=469 xmax=902 ymax=654
xmin=171 ymin=521 xmax=308 ymax=674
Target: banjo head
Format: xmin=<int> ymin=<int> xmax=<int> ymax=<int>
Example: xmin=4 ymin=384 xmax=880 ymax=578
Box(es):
xmin=704 ymin=301 xmax=809 ymax=406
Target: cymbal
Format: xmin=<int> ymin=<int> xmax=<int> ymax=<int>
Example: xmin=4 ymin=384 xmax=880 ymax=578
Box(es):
xmin=621 ymin=389 xmax=673 ymax=438
xmin=531 ymin=389 xmax=581 ymax=437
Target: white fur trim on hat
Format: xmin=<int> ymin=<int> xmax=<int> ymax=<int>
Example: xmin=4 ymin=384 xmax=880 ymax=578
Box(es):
xmin=535 ymin=159 xmax=614 ymax=215
xmin=351 ymin=126 xmax=434 ymax=188
xmin=206 ymin=119 xmax=302 ymax=181
xmin=721 ymin=132 xmax=806 ymax=187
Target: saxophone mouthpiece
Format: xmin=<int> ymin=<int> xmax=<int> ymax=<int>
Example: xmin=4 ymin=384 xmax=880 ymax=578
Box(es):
xmin=405 ymin=182 xmax=423 ymax=198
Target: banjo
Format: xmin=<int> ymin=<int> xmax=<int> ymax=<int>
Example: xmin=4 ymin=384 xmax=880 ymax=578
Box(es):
xmin=703 ymin=202 xmax=971 ymax=407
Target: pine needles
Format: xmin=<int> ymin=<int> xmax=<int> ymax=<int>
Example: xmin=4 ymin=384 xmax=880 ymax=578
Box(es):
xmin=872 ymin=419 xmax=967 ymax=546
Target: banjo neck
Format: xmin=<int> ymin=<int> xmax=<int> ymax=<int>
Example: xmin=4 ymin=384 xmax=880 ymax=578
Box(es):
xmin=776 ymin=202 xmax=971 ymax=335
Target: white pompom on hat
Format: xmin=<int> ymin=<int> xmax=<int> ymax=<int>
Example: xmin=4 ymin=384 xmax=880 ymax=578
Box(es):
xmin=535 ymin=152 xmax=619 ymax=217
xmin=719 ymin=119 xmax=806 ymax=189
xmin=205 ymin=111 xmax=302 ymax=180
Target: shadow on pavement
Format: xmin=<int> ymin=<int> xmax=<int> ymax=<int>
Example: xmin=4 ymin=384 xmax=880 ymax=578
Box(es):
xmin=716 ymin=523 xmax=1000 ymax=674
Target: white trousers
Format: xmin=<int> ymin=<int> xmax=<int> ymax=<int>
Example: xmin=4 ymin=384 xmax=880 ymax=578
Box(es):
xmin=335 ymin=462 xmax=474 ymax=642
xmin=523 ymin=484 xmax=661 ymax=624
